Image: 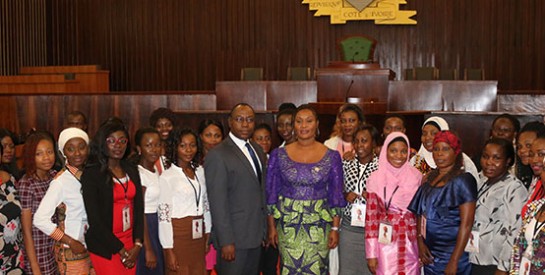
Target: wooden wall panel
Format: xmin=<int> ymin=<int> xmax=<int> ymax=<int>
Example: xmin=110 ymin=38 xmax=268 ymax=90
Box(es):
xmin=0 ymin=0 xmax=47 ymax=75
xmin=2 ymin=0 xmax=545 ymax=92
xmin=0 ymin=93 xmax=216 ymax=139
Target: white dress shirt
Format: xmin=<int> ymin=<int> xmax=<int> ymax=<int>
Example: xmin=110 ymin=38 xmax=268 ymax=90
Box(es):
xmin=229 ymin=132 xmax=262 ymax=176
xmin=158 ymin=165 xmax=211 ymax=249
xmin=138 ymin=165 xmax=160 ymax=214
xmin=33 ymin=168 xmax=88 ymax=246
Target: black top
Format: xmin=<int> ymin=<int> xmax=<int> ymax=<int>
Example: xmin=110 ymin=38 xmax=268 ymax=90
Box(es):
xmin=81 ymin=160 xmax=144 ymax=259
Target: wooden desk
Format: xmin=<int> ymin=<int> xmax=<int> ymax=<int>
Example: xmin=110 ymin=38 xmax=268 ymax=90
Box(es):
xmin=315 ymin=67 xmax=395 ymax=102
xmin=426 ymin=112 xmax=542 ymax=158
xmin=215 ymin=81 xmax=317 ymax=110
xmin=388 ymin=81 xmax=498 ymax=112
xmin=19 ymin=65 xmax=109 ymax=92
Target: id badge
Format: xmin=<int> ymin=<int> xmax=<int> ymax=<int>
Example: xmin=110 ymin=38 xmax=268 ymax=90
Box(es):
xmin=350 ymin=203 xmax=366 ymax=227
xmin=192 ymin=218 xmax=203 ymax=239
xmin=378 ymin=222 xmax=393 ymax=244
xmin=520 ymin=255 xmax=532 ymax=274
xmin=420 ymin=215 xmax=427 ymax=239
xmin=464 ymin=230 xmax=479 ymax=253
xmin=122 ymin=205 xmax=131 ymax=232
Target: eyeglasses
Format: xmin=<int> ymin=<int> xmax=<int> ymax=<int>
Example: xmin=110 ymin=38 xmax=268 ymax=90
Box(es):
xmin=232 ymin=116 xmax=255 ymax=123
xmin=106 ymin=137 xmax=128 ymax=145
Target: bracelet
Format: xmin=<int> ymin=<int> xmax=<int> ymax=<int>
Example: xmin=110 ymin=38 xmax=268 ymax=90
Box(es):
xmin=134 ymin=241 xmax=143 ymax=248
xmin=331 ymin=227 xmax=339 ymax=231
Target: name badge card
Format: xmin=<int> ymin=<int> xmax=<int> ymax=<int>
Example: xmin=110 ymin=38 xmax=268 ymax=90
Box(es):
xmin=420 ymin=216 xmax=427 ymax=239
xmin=464 ymin=230 xmax=479 ymax=253
xmin=378 ymin=222 xmax=393 ymax=244
xmin=351 ymin=203 xmax=366 ymax=227
xmin=122 ymin=205 xmax=131 ymax=232
xmin=520 ymin=256 xmax=532 ymax=274
xmin=192 ymin=218 xmax=203 ymax=239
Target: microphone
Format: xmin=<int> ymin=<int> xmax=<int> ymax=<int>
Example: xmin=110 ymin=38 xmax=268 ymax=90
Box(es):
xmin=345 ymin=80 xmax=354 ymax=101
xmin=352 ymin=52 xmax=359 ymax=63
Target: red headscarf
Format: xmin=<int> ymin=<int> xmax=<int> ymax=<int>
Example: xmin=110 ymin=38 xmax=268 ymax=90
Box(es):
xmin=433 ymin=130 xmax=461 ymax=155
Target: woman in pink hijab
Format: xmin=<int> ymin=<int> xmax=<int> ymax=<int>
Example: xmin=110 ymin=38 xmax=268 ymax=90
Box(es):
xmin=365 ymin=132 xmax=422 ymax=275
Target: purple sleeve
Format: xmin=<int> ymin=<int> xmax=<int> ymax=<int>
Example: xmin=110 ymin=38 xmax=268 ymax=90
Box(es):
xmin=328 ymin=151 xmax=347 ymax=210
xmin=266 ymin=149 xmax=281 ymax=206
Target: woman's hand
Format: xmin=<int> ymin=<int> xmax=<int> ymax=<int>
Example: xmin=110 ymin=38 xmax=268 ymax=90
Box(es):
xmin=342 ymin=150 xmax=356 ymax=161
xmin=268 ymin=225 xmax=279 ymax=249
xmin=367 ymin=258 xmax=378 ymax=274
xmin=417 ymin=237 xmax=433 ymax=265
xmin=69 ymin=239 xmax=87 ymax=254
xmin=328 ymin=230 xmax=339 ymax=249
xmin=164 ymin=249 xmax=179 ymax=271
xmin=444 ymin=259 xmax=458 ymax=275
xmin=494 ymin=270 xmax=509 ymax=275
xmin=205 ymin=234 xmax=211 ymax=253
xmin=144 ymin=247 xmax=157 ymax=269
xmin=345 ymin=192 xmax=359 ymax=203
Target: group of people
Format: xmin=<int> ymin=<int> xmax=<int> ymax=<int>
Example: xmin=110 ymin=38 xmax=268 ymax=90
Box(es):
xmin=0 ymin=103 xmax=544 ymax=275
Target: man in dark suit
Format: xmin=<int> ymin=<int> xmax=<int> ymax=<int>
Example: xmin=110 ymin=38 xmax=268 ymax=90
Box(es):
xmin=205 ymin=103 xmax=267 ymax=275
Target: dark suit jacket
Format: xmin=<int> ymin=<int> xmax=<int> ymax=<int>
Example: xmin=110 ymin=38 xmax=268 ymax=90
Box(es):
xmin=204 ymin=136 xmax=267 ymax=250
xmin=81 ymin=160 xmax=144 ymax=259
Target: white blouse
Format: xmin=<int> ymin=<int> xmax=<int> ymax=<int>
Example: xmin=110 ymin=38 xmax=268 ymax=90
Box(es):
xmin=158 ymin=165 xmax=211 ymax=249
xmin=33 ymin=169 xmax=88 ymax=246
xmin=138 ymin=165 xmax=160 ymax=214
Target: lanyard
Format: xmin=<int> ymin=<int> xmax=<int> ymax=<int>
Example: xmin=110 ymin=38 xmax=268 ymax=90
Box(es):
xmin=65 ymin=166 xmax=83 ymax=193
xmin=477 ymin=173 xmax=507 ymax=199
xmin=533 ymin=204 xmax=545 ymax=239
xmin=65 ymin=165 xmax=82 ymax=181
xmin=183 ymin=168 xmax=202 ymax=211
xmin=355 ymin=161 xmax=370 ymax=194
xmin=383 ymin=185 xmax=400 ymax=213
xmin=477 ymin=183 xmax=494 ymax=199
xmin=534 ymin=218 xmax=545 ymax=239
xmin=112 ymin=173 xmax=129 ymax=202
xmin=531 ymin=180 xmax=544 ymax=202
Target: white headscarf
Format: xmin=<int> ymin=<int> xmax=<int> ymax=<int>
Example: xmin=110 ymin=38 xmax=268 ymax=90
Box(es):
xmin=416 ymin=116 xmax=449 ymax=168
xmin=57 ymin=127 xmax=89 ymax=158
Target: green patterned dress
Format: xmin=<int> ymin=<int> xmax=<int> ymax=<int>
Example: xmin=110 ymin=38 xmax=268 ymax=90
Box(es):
xmin=266 ymin=148 xmax=345 ymax=275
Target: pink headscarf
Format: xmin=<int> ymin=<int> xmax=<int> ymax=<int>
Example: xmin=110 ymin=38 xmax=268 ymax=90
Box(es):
xmin=367 ymin=132 xmax=422 ymax=210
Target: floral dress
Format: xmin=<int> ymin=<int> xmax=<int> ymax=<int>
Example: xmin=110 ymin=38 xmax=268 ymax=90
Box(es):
xmin=0 ymin=176 xmax=24 ymax=273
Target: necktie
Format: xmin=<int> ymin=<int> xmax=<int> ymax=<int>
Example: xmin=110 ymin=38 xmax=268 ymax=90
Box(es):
xmin=245 ymin=142 xmax=262 ymax=182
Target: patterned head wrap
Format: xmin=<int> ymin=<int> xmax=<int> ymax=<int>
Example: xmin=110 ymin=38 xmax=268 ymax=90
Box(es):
xmin=433 ymin=130 xmax=461 ymax=155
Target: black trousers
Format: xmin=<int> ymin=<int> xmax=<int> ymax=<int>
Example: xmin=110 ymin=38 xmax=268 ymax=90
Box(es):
xmin=259 ymin=245 xmax=279 ymax=275
xmin=216 ymin=246 xmax=261 ymax=275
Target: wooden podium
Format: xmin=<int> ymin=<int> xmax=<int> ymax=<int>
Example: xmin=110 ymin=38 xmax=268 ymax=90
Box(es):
xmin=315 ymin=62 xmax=395 ymax=102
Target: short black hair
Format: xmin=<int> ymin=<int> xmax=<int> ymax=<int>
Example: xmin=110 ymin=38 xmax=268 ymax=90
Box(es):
xmin=254 ymin=123 xmax=272 ymax=134
xmin=88 ymin=118 xmax=131 ymax=172
xmin=383 ymin=114 xmax=407 ymax=127
xmin=229 ymin=103 xmax=255 ymax=117
xmin=278 ymin=102 xmax=297 ymax=112
xmin=484 ymin=138 xmax=516 ymax=167
xmin=352 ymin=124 xmax=380 ymax=146
xmin=518 ymin=121 xmax=545 ymax=139
xmin=166 ymin=128 xmax=202 ymax=168
xmin=338 ymin=103 xmax=365 ymax=124
xmin=198 ymin=119 xmax=225 ymax=137
xmin=149 ymin=107 xmax=176 ymax=127
xmin=492 ymin=113 xmax=520 ymax=133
